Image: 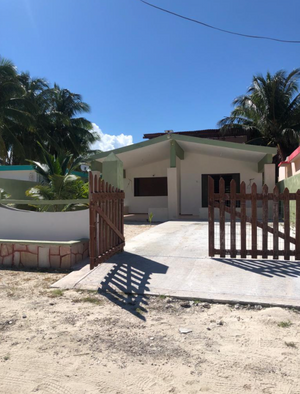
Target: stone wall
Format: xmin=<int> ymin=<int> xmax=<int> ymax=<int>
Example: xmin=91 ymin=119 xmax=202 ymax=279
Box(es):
xmin=0 ymin=240 xmax=89 ymax=270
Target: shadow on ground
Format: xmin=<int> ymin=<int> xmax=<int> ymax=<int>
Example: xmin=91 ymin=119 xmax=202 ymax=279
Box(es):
xmin=97 ymin=252 xmax=168 ymax=321
xmin=214 ymin=258 xmax=300 ymax=278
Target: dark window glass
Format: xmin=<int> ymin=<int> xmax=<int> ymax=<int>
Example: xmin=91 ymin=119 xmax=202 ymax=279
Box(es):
xmin=202 ymin=173 xmax=240 ymax=207
xmin=134 ymin=177 xmax=168 ymax=197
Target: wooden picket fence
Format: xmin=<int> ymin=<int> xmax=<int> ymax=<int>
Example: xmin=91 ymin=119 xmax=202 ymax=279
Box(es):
xmin=89 ymin=172 xmax=125 ymax=269
xmin=208 ymin=176 xmax=300 ymax=260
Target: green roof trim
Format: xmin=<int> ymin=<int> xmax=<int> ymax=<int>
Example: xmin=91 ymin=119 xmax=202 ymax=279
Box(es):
xmin=170 ymin=140 xmax=184 ymax=168
xmin=89 ymin=134 xmax=169 ymax=160
xmin=258 ymin=154 xmax=273 ymax=173
xmin=88 ymin=133 xmax=277 ymax=161
xmin=0 ymin=165 xmax=33 ymax=171
xmin=173 ymin=134 xmax=277 ymax=154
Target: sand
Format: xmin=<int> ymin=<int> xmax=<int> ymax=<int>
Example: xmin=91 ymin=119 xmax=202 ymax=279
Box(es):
xmin=0 ymin=224 xmax=299 ymax=394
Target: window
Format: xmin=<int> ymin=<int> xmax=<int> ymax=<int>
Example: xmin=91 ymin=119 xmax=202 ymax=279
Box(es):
xmin=134 ymin=177 xmax=168 ymax=197
xmin=202 ymin=173 xmax=240 ymax=207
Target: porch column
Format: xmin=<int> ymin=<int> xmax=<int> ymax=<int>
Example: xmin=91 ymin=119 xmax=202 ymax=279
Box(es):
xmin=167 ymin=167 xmax=179 ymax=219
xmin=102 ymin=153 xmax=124 ymax=190
xmin=90 ymin=160 xmax=102 ymax=179
xmin=264 ymin=163 xmax=276 ymax=189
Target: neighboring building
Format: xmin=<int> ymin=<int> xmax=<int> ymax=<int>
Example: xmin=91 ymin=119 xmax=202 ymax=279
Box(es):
xmin=90 ymin=133 xmax=276 ymax=221
xmin=277 ymin=146 xmax=300 ymax=225
xmin=143 ymin=128 xmax=249 ymax=144
xmin=278 ymin=147 xmax=300 ymax=181
xmin=0 ymin=165 xmax=87 ymax=200
xmin=0 ymin=165 xmax=40 ymax=182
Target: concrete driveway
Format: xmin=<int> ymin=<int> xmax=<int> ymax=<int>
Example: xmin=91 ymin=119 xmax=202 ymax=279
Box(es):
xmin=53 ymin=221 xmax=300 ymax=308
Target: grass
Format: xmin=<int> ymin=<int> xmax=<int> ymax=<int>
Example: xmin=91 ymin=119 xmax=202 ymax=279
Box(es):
xmin=72 ymin=297 xmax=102 ymax=305
xmin=278 ymin=321 xmax=292 ymax=328
xmin=285 ymin=341 xmax=297 ymax=348
xmin=135 ymin=307 xmax=144 ymax=315
xmin=3 ymin=354 xmax=10 ymax=361
xmin=159 ymin=295 xmax=167 ymax=300
xmin=48 ymin=289 xmax=64 ymax=298
xmin=193 ymin=299 xmax=201 ymax=305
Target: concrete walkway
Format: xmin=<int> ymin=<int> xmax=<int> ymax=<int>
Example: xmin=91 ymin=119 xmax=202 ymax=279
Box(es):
xmin=53 ymin=222 xmax=300 ymax=308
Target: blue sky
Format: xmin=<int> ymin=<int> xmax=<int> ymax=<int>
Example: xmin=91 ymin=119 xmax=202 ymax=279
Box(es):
xmin=1 ymin=0 xmax=300 ymax=149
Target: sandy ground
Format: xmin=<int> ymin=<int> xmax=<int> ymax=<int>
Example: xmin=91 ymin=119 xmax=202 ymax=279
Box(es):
xmin=0 ymin=224 xmax=300 ymax=394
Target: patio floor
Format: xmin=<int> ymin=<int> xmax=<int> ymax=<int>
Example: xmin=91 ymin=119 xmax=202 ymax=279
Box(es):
xmin=53 ymin=221 xmax=300 ymax=308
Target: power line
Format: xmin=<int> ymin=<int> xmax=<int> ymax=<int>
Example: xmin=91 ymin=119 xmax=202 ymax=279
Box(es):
xmin=137 ymin=0 xmax=300 ymax=44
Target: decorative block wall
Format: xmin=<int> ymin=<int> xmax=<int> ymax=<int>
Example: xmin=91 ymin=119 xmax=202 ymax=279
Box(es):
xmin=0 ymin=240 xmax=89 ymax=270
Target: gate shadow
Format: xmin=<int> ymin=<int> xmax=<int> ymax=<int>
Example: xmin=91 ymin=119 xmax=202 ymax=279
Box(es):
xmin=213 ymin=258 xmax=300 ymax=278
xmin=97 ymin=252 xmax=168 ymax=321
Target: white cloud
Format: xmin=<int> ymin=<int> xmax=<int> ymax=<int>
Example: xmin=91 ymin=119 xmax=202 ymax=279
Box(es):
xmin=91 ymin=123 xmax=133 ymax=152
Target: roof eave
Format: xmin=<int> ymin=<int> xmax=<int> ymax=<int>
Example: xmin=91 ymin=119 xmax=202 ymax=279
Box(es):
xmin=88 ymin=133 xmax=277 ymax=162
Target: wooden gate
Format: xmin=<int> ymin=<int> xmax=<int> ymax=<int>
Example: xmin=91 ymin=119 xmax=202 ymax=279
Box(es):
xmin=208 ymin=176 xmax=300 ymax=260
xmin=89 ymin=172 xmax=125 ymax=269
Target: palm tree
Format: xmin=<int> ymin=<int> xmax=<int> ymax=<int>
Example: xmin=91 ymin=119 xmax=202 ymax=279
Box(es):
xmin=26 ymin=174 xmax=89 ymax=212
xmin=27 ymin=143 xmax=87 ymax=183
xmin=44 ymin=84 xmax=99 ymax=157
xmin=0 ymin=57 xmax=30 ymax=164
xmin=0 ymin=55 xmax=100 ymax=164
xmin=218 ymin=69 xmax=300 ymax=161
xmin=12 ymin=72 xmax=50 ymax=164
xmin=26 ymin=148 xmax=89 ymax=211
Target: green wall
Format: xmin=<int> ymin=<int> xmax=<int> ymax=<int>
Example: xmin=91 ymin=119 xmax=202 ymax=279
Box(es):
xmin=277 ymin=172 xmax=300 ymax=225
xmin=0 ymin=178 xmax=37 ymax=200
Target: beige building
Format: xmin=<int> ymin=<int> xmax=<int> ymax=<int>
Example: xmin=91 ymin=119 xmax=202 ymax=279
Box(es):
xmin=90 ymin=133 xmax=276 ymax=221
xmin=278 ymin=147 xmax=300 ymax=181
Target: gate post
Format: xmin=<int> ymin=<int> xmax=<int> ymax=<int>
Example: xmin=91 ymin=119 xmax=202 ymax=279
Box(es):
xmin=296 ymin=190 xmax=300 ymax=260
xmin=208 ymin=176 xmax=215 ymax=257
xmin=89 ymin=172 xmax=96 ymax=270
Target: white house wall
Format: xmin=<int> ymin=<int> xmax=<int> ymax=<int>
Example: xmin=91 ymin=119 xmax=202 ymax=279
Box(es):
xmin=124 ymin=158 xmax=169 ymax=213
xmin=180 ymin=152 xmax=262 ymax=218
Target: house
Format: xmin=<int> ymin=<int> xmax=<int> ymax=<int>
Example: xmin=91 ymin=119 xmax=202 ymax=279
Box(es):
xmin=90 ymin=132 xmax=277 ymax=221
xmin=277 ymin=146 xmax=300 ymax=224
xmin=278 ymin=146 xmax=300 ymax=181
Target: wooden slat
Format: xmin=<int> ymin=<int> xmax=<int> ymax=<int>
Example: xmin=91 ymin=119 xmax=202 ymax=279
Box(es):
xmin=94 ymin=243 xmax=125 ymax=265
xmin=212 ymin=192 xmax=299 ymax=201
xmin=214 ymin=201 xmax=296 ymax=245
xmin=105 ymin=182 xmax=109 ymax=254
xmin=91 ymin=192 xmax=125 ymax=201
xmin=89 ymin=172 xmax=95 ymax=269
xmin=112 ymin=186 xmax=116 ymax=247
xmin=214 ymin=249 xmax=297 ymax=256
xmin=230 ymin=179 xmax=236 ymax=258
xmin=240 ymin=181 xmax=246 ymax=258
xmin=99 ymin=180 xmax=104 ymax=258
xmin=117 ymin=190 xmax=120 ymax=245
xmin=95 ymin=175 xmax=100 ymax=260
xmin=108 ymin=184 xmax=112 ymax=251
xmin=219 ymin=178 xmax=225 ymax=258
xmin=95 ymin=206 xmax=125 ymax=241
xmin=251 ymin=183 xmax=257 ymax=259
xmin=89 ymin=173 xmax=125 ymax=268
xmin=208 ymin=176 xmax=215 ymax=257
xmin=273 ymin=185 xmax=279 ymax=259
xmin=296 ymin=190 xmax=300 ymax=260
xmin=283 ymin=188 xmax=290 ymax=260
xmin=121 ymin=191 xmax=124 ymax=250
xmin=262 ymin=184 xmax=268 ymax=259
